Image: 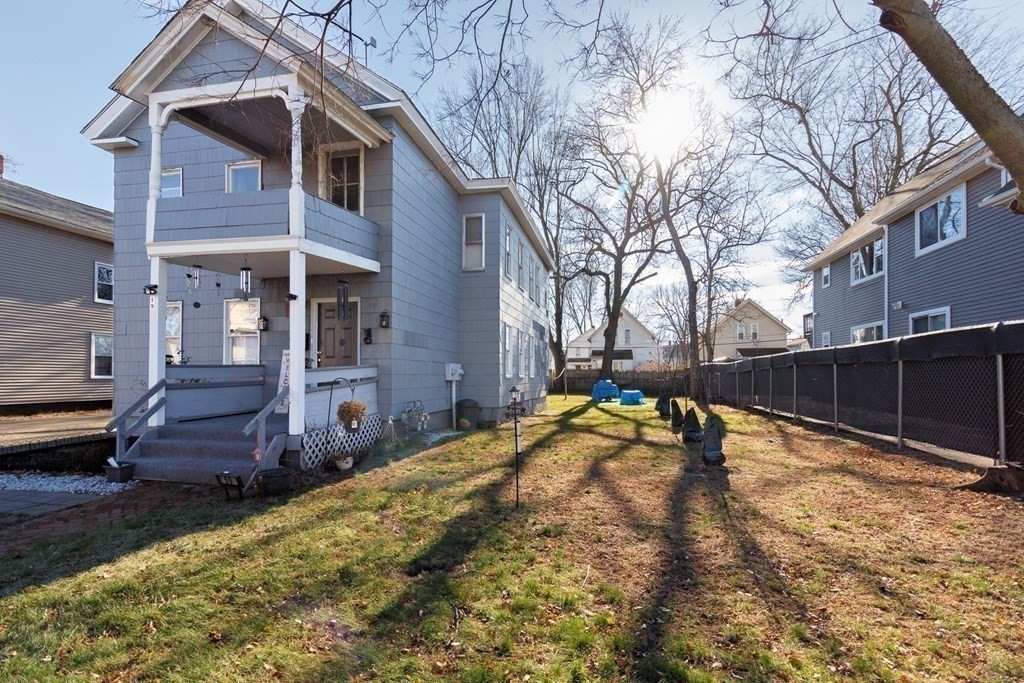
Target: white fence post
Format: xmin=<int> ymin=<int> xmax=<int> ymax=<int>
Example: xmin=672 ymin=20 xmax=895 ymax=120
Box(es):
xmin=997 ymin=354 xmax=1007 ymax=465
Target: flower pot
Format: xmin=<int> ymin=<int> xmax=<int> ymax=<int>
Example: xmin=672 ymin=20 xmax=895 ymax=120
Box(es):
xmin=258 ymin=467 xmax=294 ymax=495
xmin=104 ymin=463 xmax=135 ymax=483
xmin=344 ymin=419 xmax=362 ymax=434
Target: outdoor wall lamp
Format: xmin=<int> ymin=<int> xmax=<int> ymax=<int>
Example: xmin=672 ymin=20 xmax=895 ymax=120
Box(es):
xmin=379 ymin=310 xmax=390 ymax=328
xmin=257 ymin=315 xmax=269 ymax=331
xmin=142 ymin=284 xmax=158 ymax=295
xmin=363 ymin=328 xmax=373 ymax=345
xmin=285 ymin=293 xmax=298 ymax=301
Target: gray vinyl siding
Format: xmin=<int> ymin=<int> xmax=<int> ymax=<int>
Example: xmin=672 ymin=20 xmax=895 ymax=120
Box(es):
xmin=888 ymin=168 xmax=1024 ymax=337
xmin=152 ymin=30 xmax=289 ymax=93
xmin=812 ymin=244 xmax=885 ymax=347
xmin=0 ymin=213 xmax=113 ymax=406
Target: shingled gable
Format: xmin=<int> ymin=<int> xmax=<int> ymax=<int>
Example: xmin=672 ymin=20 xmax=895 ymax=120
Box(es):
xmin=82 ymin=0 xmax=553 ymax=270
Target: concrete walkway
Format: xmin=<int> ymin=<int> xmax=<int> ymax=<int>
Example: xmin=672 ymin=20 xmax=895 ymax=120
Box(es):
xmin=0 ymin=489 xmax=103 ymax=518
xmin=0 ymin=410 xmax=111 ymax=455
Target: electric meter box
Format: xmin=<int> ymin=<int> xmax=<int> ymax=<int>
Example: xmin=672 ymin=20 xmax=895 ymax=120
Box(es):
xmin=445 ymin=363 xmax=464 ymax=381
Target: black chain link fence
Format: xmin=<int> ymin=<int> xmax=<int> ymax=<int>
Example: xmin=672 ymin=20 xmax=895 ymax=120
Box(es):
xmin=706 ymin=321 xmax=1024 ymax=464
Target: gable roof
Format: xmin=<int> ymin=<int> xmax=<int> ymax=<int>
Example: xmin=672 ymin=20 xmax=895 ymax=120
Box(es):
xmin=803 ymin=135 xmax=991 ymax=272
xmin=714 ymin=298 xmax=791 ymax=333
xmin=566 ymin=308 xmax=657 ymax=347
xmin=0 ymin=179 xmax=113 ymax=243
xmin=82 ymin=0 xmax=554 ymax=270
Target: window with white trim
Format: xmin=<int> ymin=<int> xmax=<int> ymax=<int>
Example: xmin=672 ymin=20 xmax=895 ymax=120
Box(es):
xmin=166 ymin=301 xmax=183 ymax=364
xmin=94 ymin=262 xmax=113 ymax=304
xmin=851 ymin=236 xmax=884 ymax=282
xmin=851 ymin=322 xmax=884 ymax=344
xmin=517 ymin=329 xmax=525 ymax=377
xmin=161 ymin=168 xmax=182 ymax=198
xmin=821 ymin=264 xmax=830 ymax=288
xmin=736 ymin=323 xmax=745 ymax=341
xmin=624 ymin=329 xmax=631 ymax=344
xmin=463 ymin=214 xmax=485 ymax=270
xmin=226 ymin=160 xmax=261 ymax=193
xmin=821 ymin=330 xmax=831 ymax=347
xmin=91 ymin=333 xmax=113 ymax=379
xmin=751 ymin=323 xmax=759 ymax=341
xmin=327 ymin=149 xmax=361 ymax=211
xmin=910 ymin=307 xmax=949 ymax=335
xmin=504 ymin=223 xmax=513 ymax=278
xmin=916 ymin=186 xmax=965 ymax=254
xmin=503 ymin=323 xmax=512 ymax=378
xmin=224 ymin=298 xmax=260 ymax=365
xmin=529 ymin=332 xmax=535 ymax=378
xmin=528 ymin=257 xmax=535 ymax=300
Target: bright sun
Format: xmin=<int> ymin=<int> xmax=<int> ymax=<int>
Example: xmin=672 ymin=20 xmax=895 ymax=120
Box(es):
xmin=631 ymin=90 xmax=696 ymax=164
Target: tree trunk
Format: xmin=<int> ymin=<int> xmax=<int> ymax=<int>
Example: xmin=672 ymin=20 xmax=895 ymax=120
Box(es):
xmin=599 ymin=307 xmax=620 ymax=380
xmin=873 ymin=0 xmax=1024 ymax=211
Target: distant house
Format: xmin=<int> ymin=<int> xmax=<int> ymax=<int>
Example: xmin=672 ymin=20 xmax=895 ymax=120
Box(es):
xmin=565 ymin=309 xmax=660 ymax=371
xmin=805 ymin=133 xmax=1024 ymax=347
xmin=706 ymin=298 xmax=792 ymax=361
xmin=0 ymin=179 xmax=114 ymax=411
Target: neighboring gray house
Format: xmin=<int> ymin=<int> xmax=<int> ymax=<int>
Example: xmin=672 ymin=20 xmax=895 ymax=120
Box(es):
xmin=806 ymin=134 xmax=1024 ymax=347
xmin=0 ymin=179 xmax=114 ymax=411
xmin=83 ymin=0 xmax=552 ymax=481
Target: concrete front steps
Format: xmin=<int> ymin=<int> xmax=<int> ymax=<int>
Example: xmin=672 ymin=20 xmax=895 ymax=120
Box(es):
xmin=128 ymin=413 xmax=288 ymax=485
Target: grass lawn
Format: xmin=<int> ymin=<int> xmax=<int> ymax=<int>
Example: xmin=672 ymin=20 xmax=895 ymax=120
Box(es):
xmin=2 ymin=396 xmax=1024 ymax=681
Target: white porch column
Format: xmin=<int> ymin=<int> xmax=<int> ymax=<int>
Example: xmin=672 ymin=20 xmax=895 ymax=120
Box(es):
xmin=288 ymin=250 xmax=307 ymax=436
xmin=147 ymin=257 xmax=168 ymax=426
xmin=286 ymin=89 xmax=308 ymax=239
xmin=146 ymin=121 xmax=164 ymax=243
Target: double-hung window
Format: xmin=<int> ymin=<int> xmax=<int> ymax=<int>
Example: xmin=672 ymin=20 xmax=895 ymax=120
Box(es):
xmin=224 ymin=299 xmax=260 ymax=365
xmin=517 ymin=329 xmax=525 ymax=377
xmin=851 ymin=236 xmax=884 ymax=283
xmin=910 ymin=307 xmax=950 ymax=335
xmin=226 ymin=160 xmax=261 ymax=193
xmin=517 ymin=242 xmax=525 ymax=289
xmin=736 ymin=323 xmax=745 ymax=342
xmin=821 ymin=331 xmax=832 ymax=347
xmin=851 ymin=322 xmax=884 ymax=344
xmin=463 ymin=214 xmax=485 ymax=270
xmin=327 ymin=149 xmax=361 ymax=211
xmin=821 ymin=264 xmax=830 ymax=288
xmin=624 ymin=329 xmax=631 ymax=345
xmin=503 ymin=323 xmax=513 ymax=378
xmin=91 ymin=333 xmax=113 ymax=379
xmin=161 ymin=168 xmax=182 ymax=198
xmin=94 ymin=262 xmax=114 ymax=304
xmin=751 ymin=323 xmax=759 ymax=341
xmin=528 ymin=257 xmax=535 ymax=300
xmin=916 ymin=186 xmax=965 ymax=255
xmin=166 ymin=301 xmax=183 ymax=364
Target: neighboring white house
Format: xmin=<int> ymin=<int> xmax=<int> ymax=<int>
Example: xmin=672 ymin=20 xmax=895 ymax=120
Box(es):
xmin=565 ymin=309 xmax=660 ymax=371
xmin=706 ymin=299 xmax=792 ymax=361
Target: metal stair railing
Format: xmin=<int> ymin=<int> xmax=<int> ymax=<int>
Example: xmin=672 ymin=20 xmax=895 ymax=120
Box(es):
xmin=105 ymin=379 xmax=167 ymax=462
xmin=243 ymin=387 xmax=290 ymax=453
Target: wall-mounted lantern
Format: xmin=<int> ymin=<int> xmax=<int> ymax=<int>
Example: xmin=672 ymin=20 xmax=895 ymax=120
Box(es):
xmin=379 ymin=310 xmax=391 ymax=328
xmin=142 ymin=284 xmax=158 ymax=296
xmin=257 ymin=315 xmax=269 ymax=331
xmin=363 ymin=328 xmax=373 ymax=345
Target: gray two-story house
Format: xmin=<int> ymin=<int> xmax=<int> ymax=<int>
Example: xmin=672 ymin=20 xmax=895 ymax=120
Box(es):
xmin=806 ymin=134 xmax=1024 ymax=347
xmin=0 ymin=179 xmax=114 ymax=412
xmin=83 ymin=0 xmax=551 ymax=481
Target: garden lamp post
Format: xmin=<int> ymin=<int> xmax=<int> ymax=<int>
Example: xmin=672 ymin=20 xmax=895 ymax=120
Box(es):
xmin=507 ymin=385 xmax=527 ymax=508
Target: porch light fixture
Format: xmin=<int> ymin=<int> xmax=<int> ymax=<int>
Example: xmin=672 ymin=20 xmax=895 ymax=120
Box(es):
xmin=257 ymin=315 xmax=269 ymax=331
xmin=285 ymin=293 xmax=299 ymax=301
xmin=379 ymin=310 xmax=390 ymax=328
xmin=142 ymin=284 xmax=158 ymax=295
xmin=337 ymin=278 xmax=350 ymax=322
xmin=186 ymin=264 xmax=203 ymax=291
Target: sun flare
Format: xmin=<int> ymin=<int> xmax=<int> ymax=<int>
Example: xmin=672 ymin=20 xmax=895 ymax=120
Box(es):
xmin=632 ymin=90 xmax=696 ymax=163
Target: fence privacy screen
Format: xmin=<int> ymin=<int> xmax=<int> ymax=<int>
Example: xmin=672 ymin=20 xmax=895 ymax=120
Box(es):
xmin=705 ymin=321 xmax=1024 ymax=465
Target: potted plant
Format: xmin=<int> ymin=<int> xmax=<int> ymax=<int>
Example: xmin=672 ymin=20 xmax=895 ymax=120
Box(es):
xmin=103 ymin=459 xmax=135 ymax=483
xmin=337 ymin=400 xmax=367 ymax=434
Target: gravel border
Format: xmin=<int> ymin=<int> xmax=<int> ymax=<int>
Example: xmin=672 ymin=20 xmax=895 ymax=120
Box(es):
xmin=0 ymin=472 xmax=139 ymax=496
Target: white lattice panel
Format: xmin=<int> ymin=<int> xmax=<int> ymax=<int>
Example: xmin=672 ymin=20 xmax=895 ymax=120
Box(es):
xmin=301 ymin=413 xmax=382 ymax=470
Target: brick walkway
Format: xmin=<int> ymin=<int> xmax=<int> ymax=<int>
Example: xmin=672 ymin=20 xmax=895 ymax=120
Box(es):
xmin=0 ymin=481 xmax=217 ymax=557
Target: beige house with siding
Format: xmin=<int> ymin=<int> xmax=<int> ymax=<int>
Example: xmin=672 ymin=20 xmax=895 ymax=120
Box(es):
xmin=0 ymin=179 xmax=114 ymax=411
xmin=706 ymin=298 xmax=792 ymax=361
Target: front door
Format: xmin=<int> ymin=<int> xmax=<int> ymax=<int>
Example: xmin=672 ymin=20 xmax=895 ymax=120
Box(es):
xmin=317 ymin=301 xmax=357 ymax=367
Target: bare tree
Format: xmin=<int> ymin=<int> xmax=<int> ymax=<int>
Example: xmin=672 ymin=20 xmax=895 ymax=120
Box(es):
xmin=710 ymin=0 xmax=1020 ymax=293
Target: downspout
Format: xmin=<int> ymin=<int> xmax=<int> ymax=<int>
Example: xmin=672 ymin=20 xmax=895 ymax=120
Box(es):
xmin=883 ymin=225 xmax=889 ymax=338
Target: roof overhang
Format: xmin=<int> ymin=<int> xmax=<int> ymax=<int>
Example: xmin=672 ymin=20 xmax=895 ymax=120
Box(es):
xmin=802 ymin=226 xmax=885 ymax=272
xmin=0 ymin=204 xmax=113 ymax=243
xmin=872 ymin=151 xmax=992 ymax=226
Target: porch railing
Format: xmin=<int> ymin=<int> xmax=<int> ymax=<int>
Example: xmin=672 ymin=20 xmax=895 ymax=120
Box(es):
xmin=243 ymin=387 xmax=290 ymax=453
xmin=106 ymin=380 xmax=167 ymax=462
